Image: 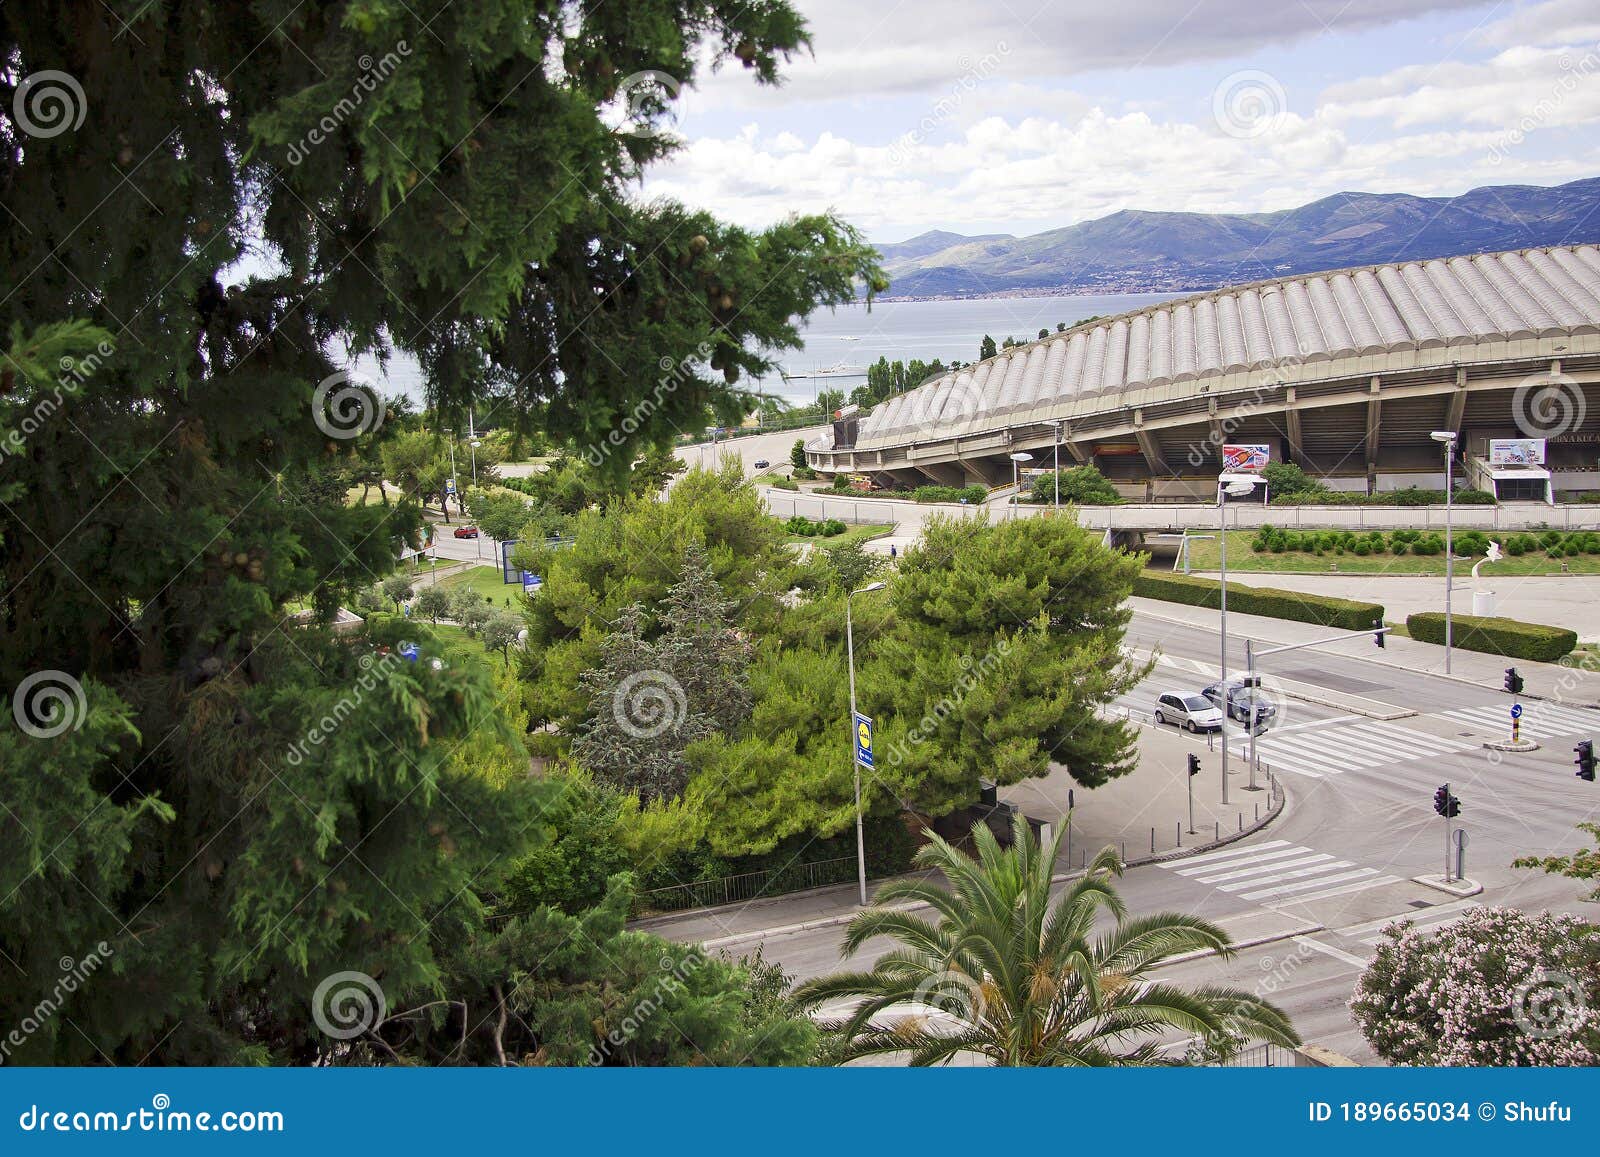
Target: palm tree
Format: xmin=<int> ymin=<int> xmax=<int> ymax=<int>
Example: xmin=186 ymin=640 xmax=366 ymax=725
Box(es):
xmin=794 ymin=815 xmax=1299 ymax=1066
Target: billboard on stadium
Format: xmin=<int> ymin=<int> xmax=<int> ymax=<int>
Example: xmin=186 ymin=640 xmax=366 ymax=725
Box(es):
xmin=1488 ymin=438 xmax=1546 ymax=466
xmin=1221 ymin=444 xmax=1270 ymax=472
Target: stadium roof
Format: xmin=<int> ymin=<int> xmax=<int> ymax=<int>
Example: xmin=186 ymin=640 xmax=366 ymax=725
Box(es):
xmin=854 ymin=245 xmax=1600 ymax=450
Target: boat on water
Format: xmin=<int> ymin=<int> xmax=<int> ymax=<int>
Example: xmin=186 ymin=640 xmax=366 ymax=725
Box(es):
xmin=780 ymin=360 xmax=867 ymax=381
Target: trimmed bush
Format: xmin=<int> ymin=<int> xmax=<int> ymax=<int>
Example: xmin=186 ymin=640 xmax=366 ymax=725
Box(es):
xmin=912 ymin=484 xmax=988 ymax=504
xmin=1405 ymin=612 xmax=1577 ymax=662
xmin=1133 ymin=572 xmax=1383 ymax=631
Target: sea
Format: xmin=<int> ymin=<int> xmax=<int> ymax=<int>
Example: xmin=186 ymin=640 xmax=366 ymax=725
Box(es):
xmin=357 ymin=292 xmax=1182 ymax=410
xmin=762 ymin=293 xmax=1181 ymax=407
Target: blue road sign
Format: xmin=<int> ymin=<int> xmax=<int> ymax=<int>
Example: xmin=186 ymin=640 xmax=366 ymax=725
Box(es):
xmin=522 ymin=571 xmax=542 ymax=594
xmin=397 ymin=640 xmax=420 ymax=662
xmin=854 ymin=713 xmax=874 ymax=768
xmin=1511 ymin=703 xmax=1524 ymax=719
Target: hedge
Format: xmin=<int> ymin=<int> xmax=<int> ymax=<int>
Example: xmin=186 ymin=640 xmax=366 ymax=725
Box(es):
xmin=1405 ymin=612 xmax=1577 ymax=663
xmin=1133 ymin=571 xmax=1383 ymax=631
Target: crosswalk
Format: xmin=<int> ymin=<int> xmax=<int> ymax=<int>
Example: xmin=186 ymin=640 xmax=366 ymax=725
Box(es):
xmin=1225 ymin=719 xmax=1479 ymax=778
xmin=1435 ymin=702 xmax=1598 ymax=742
xmin=1333 ymin=899 xmax=1485 ymax=950
xmin=1158 ymin=839 xmax=1403 ymax=906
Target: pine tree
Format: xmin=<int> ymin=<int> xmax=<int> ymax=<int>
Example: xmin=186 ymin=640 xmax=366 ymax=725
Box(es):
xmin=1 ymin=0 xmax=874 ymax=1063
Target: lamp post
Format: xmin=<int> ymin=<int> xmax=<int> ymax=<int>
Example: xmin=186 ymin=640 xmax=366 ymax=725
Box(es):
xmin=1053 ymin=421 xmax=1062 ymax=512
xmin=847 ymin=581 xmax=887 ymax=906
xmin=1217 ymin=473 xmax=1266 ymax=806
xmin=1431 ymin=431 xmax=1458 ymax=673
xmin=1009 ymin=451 xmax=1032 ymax=520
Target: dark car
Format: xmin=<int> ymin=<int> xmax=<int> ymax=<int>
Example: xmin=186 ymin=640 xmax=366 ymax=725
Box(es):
xmin=1201 ymin=680 xmax=1276 ymax=730
xmin=753 ymin=459 xmax=770 ymax=469
xmin=453 ymin=525 xmax=480 ymax=539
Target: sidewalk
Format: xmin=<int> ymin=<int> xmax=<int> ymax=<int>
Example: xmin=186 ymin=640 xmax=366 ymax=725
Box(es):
xmin=1191 ymin=571 xmax=1600 ymax=643
xmin=634 ymin=720 xmax=1282 ymax=947
xmin=1000 ymin=719 xmax=1281 ymax=868
xmin=1131 ymin=595 xmax=1600 ymax=707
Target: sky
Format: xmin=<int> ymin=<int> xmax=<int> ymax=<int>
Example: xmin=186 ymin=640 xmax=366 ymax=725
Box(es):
xmin=638 ymin=0 xmax=1600 ymax=242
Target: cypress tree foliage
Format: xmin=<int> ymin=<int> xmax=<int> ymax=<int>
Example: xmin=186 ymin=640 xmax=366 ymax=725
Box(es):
xmin=571 ymin=543 xmax=751 ymax=802
xmin=1 ymin=1 xmax=875 ymax=1063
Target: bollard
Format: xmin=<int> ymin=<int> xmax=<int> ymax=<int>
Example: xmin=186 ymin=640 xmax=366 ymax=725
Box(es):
xmin=1121 ymin=840 xmax=1126 ymax=865
xmin=1239 ymin=814 xmax=1243 ymax=831
xmin=1255 ymin=802 xmax=1260 ymax=822
xmin=1215 ymin=821 xmax=1219 ymax=841
xmin=1177 ymin=820 xmax=1182 ymax=848
xmin=1150 ymin=827 xmax=1155 ymax=854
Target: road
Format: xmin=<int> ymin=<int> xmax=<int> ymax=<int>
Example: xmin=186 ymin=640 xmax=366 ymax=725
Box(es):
xmin=675 ymin=606 xmax=1600 ymax=1063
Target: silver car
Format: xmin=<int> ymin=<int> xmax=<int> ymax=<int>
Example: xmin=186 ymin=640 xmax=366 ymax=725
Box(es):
xmin=1154 ymin=691 xmax=1226 ymax=732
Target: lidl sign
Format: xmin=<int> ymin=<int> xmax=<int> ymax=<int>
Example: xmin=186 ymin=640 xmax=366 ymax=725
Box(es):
xmin=854 ymin=712 xmax=874 ymax=769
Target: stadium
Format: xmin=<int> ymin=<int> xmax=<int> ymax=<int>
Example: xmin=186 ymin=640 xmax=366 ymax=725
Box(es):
xmin=806 ymin=245 xmax=1600 ymax=504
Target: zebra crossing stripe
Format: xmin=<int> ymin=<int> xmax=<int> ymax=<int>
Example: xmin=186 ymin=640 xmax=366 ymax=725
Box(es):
xmin=1440 ymin=704 xmax=1598 ymax=738
xmin=1161 ymin=840 xmax=1293 ymax=871
xmin=1219 ymin=859 xmax=1356 ymax=893
xmin=1267 ymin=875 xmax=1403 ymax=906
xmin=1335 ymin=900 xmax=1483 ymax=940
xmin=1192 ymin=854 xmax=1337 ymax=885
xmin=1172 ymin=846 xmax=1320 ymax=877
xmin=1239 ymin=867 xmax=1380 ymax=901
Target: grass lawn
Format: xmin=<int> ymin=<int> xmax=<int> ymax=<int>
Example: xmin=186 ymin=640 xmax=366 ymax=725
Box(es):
xmin=1177 ymin=531 xmax=1600 ymax=576
xmin=436 ymin=563 xmax=525 ymax=609
xmin=783 ymin=522 xmax=895 ymax=550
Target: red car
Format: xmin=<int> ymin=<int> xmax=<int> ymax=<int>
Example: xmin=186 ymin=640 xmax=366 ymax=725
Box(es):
xmin=453 ymin=525 xmax=480 ymax=539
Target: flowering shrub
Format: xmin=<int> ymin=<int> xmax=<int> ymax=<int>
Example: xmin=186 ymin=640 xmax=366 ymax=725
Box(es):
xmin=1350 ymin=906 xmax=1600 ymax=1066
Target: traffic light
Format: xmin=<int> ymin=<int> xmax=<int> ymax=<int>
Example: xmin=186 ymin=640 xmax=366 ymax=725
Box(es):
xmin=1503 ymin=667 xmax=1524 ymax=695
xmin=1373 ymin=618 xmax=1385 ymax=648
xmin=1187 ymin=753 xmax=1201 ymax=777
xmin=1433 ymin=783 xmax=1461 ymax=818
xmin=1577 ymin=740 xmax=1597 ymax=782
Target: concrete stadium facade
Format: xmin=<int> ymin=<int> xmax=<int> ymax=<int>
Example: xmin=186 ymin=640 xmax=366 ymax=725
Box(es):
xmin=806 ymin=245 xmax=1600 ymax=502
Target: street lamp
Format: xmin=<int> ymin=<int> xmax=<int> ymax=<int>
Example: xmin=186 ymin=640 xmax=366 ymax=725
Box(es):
xmin=1431 ymin=431 xmax=1458 ymax=673
xmin=1216 ymin=472 xmax=1266 ymax=806
xmin=1009 ymin=451 xmax=1033 ymax=520
xmin=1052 ymin=421 xmax=1063 ymax=512
xmin=847 ymin=581 xmax=887 ymax=906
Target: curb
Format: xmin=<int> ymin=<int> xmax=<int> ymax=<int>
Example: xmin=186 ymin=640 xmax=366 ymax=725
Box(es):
xmin=665 ymin=782 xmax=1293 ymax=951
xmin=1411 ymin=874 xmax=1484 ymax=897
xmin=1155 ymin=922 xmax=1326 ymax=969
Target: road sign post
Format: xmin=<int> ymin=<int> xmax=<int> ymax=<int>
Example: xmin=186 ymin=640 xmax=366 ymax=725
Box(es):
xmin=1510 ymin=701 xmax=1523 ymax=745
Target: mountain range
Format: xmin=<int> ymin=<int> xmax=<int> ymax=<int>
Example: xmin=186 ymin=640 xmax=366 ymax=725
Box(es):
xmin=874 ymin=177 xmax=1600 ymax=298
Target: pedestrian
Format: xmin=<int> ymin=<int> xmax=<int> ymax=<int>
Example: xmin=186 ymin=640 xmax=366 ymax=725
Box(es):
xmin=890 ymin=544 xmax=897 ymax=560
